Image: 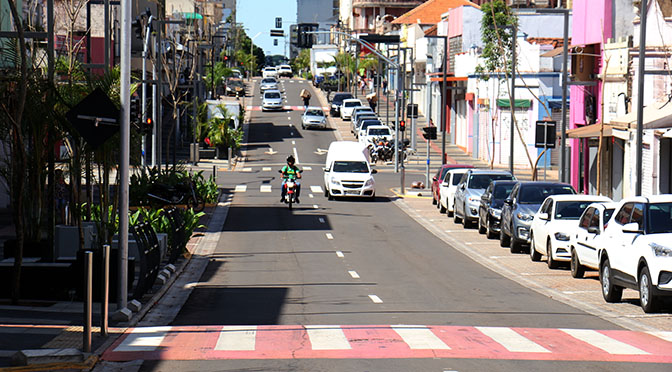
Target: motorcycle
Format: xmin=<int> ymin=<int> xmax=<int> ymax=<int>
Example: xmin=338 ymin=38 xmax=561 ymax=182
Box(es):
xmin=283 ymin=179 xmax=297 ymax=209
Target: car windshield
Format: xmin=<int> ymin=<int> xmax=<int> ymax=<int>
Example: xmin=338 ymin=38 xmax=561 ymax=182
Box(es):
xmin=361 ymin=121 xmax=379 ymax=130
xmin=646 ymin=203 xmax=672 ymax=233
xmin=265 ymin=92 xmax=281 ymax=99
xmin=332 ymin=94 xmax=352 ymax=104
xmin=555 ymin=201 xmax=595 ymax=220
xmin=468 ymin=174 xmax=514 ymax=189
xmin=493 ymin=184 xmax=515 ymax=200
xmin=305 ymin=109 xmax=323 ymax=116
xmin=519 ymin=185 xmax=575 ymax=204
xmin=262 ymin=79 xmax=275 ymax=84
xmin=332 ymin=161 xmax=369 ymax=173
xmin=345 ymin=101 xmax=361 ymax=107
xmin=368 ymin=128 xmax=390 ymax=136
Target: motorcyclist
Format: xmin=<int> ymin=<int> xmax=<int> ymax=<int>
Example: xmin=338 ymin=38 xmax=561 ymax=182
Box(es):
xmin=280 ymin=155 xmax=302 ymax=203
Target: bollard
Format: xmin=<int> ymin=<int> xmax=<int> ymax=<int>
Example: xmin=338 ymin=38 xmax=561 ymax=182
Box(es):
xmin=228 ymin=147 xmax=232 ymax=168
xmin=213 ymin=165 xmax=216 ymax=181
xmin=101 ymin=245 xmax=110 ymax=337
xmin=83 ymin=250 xmax=92 ymax=352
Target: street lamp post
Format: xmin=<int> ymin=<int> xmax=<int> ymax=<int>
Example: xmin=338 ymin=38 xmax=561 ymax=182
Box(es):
xmin=425 ymin=35 xmax=448 ymax=165
xmin=249 ymin=31 xmax=262 ymax=80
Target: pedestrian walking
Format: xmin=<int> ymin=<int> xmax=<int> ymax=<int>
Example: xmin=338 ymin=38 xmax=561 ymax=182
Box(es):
xmin=300 ymin=88 xmax=311 ymax=109
xmin=366 ymin=92 xmax=377 ymax=113
xmin=382 ymin=78 xmax=388 ymax=95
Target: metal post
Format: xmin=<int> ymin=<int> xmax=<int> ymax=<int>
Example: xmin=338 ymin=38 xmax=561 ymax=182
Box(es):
xmin=152 ymin=33 xmax=158 ymax=167
xmin=409 ymin=48 xmax=416 ymax=150
xmin=560 ymin=10 xmax=569 ymax=183
xmin=101 ymin=244 xmax=110 ymax=337
xmin=394 ymin=45 xmax=400 ymax=173
xmin=509 ymin=24 xmax=517 ymax=176
xmin=156 ymin=21 xmax=163 ymax=168
xmin=142 ymin=16 xmax=153 ymax=167
xmin=635 ymin=0 xmax=647 ymax=196
xmin=104 ymin=0 xmax=110 ymax=71
xmin=83 ymin=251 xmax=93 ymax=352
xmin=213 ymin=165 xmax=217 ymax=181
xmin=118 ymin=0 xmax=131 ymax=311
xmin=441 ymin=36 xmax=447 ymax=165
xmin=426 ymin=66 xmax=433 ymax=188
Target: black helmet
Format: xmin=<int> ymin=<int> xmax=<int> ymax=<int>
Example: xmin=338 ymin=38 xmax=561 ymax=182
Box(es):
xmin=286 ymin=155 xmax=295 ymax=163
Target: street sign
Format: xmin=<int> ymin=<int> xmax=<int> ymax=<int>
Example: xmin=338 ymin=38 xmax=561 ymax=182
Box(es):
xmin=535 ymin=120 xmax=557 ymax=148
xmin=360 ymin=34 xmax=400 ymax=44
xmin=407 ymin=104 xmax=418 ymax=119
xmin=65 ymin=87 xmax=120 ymax=150
xmin=270 ymin=29 xmax=284 ymax=37
xmin=275 ymin=17 xmax=282 ymax=29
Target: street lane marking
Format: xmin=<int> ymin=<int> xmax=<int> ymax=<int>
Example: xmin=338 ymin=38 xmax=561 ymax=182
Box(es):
xmin=303 ymin=166 xmax=312 ymax=170
xmin=262 ymin=167 xmax=272 ymax=171
xmin=242 ymin=168 xmax=252 ymax=172
xmin=215 ymin=326 xmax=257 ymax=351
xmin=336 ymin=251 xmax=344 ymax=258
xmin=318 ymin=218 xmax=325 ymax=223
xmin=306 ymin=326 xmax=352 ymax=350
xmin=313 ymin=204 xmax=319 ymax=209
xmin=234 ymin=185 xmax=247 ymax=192
xmin=325 ymin=233 xmax=334 ymax=240
xmin=293 ymin=147 xmax=300 ymax=164
xmin=369 ymin=295 xmax=383 ymax=303
xmin=392 ymin=326 xmax=451 ymax=350
xmin=292 ymin=140 xmax=296 ymax=145
xmin=561 ymin=329 xmax=649 ymax=355
xmin=476 ymin=327 xmax=550 ymax=353
xmin=348 ymin=271 xmax=360 ymax=279
xmin=649 ymin=331 xmax=672 ymax=343
xmin=310 ymin=185 xmax=323 ymax=193
xmin=113 ymin=326 xmax=170 ymax=352
xmin=288 ymin=116 xmax=291 ymax=120
xmin=260 ymin=185 xmax=272 ymax=193
xmin=309 ymin=194 xmax=314 ymax=198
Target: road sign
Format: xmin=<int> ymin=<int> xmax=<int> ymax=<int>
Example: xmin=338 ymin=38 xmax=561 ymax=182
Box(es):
xmin=270 ymin=29 xmax=284 ymax=37
xmin=535 ymin=120 xmax=556 ymax=148
xmin=406 ymin=104 xmax=418 ymax=119
xmin=275 ymin=17 xmax=282 ymax=29
xmin=360 ymin=34 xmax=400 ymax=44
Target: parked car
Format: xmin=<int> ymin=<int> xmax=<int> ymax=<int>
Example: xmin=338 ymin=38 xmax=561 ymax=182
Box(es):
xmin=277 ymin=64 xmax=293 ymax=77
xmin=568 ymin=202 xmax=618 ymax=278
xmin=301 ymin=107 xmax=327 ymax=129
xmin=259 ymin=78 xmax=278 ymax=93
xmin=261 ymin=90 xmax=283 ymax=111
xmin=598 ymin=196 xmax=672 ymax=313
xmin=329 ymin=92 xmax=353 ymax=117
xmin=262 ymin=66 xmax=278 ymax=78
xmin=359 ymin=125 xmax=393 ymax=144
xmin=500 ymin=182 xmax=576 ymax=253
xmin=529 ymin=194 xmax=612 ymax=269
xmin=439 ymin=168 xmax=472 ymax=215
xmin=353 ymin=114 xmax=378 ymax=136
xmin=477 ymin=180 xmax=517 ymax=239
xmin=431 ymin=164 xmax=474 ymax=208
xmin=340 ymin=98 xmax=363 ymax=120
xmin=352 ymin=107 xmax=374 ymax=125
xmin=454 ymin=170 xmax=515 ymax=228
xmin=225 ymin=78 xmax=245 ymax=97
xmin=357 ymin=119 xmax=384 ymax=139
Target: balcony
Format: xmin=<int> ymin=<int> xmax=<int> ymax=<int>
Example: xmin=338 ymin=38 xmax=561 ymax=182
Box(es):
xmin=353 ymin=0 xmax=424 ymax=7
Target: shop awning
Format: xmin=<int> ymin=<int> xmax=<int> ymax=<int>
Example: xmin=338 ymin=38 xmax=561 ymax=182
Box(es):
xmin=496 ymin=99 xmax=531 ymax=108
xmin=566 ymin=123 xmax=629 ymax=140
xmin=181 ymin=12 xmax=203 ymax=20
xmin=610 ymin=98 xmax=672 ymax=129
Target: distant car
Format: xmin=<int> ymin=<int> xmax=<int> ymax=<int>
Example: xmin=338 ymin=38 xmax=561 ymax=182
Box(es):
xmin=568 ymin=202 xmax=618 ymax=278
xmin=357 ymin=119 xmax=384 ymax=139
xmin=477 ymin=180 xmax=517 ymax=239
xmin=529 ymin=194 xmax=612 ymax=269
xmin=261 ymin=90 xmax=283 ymax=111
xmin=598 ymin=195 xmax=672 ymax=313
xmin=359 ymin=125 xmax=393 ymax=144
xmin=262 ymin=67 xmax=278 ymax=78
xmin=351 ymin=107 xmax=374 ymax=125
xmin=301 ymin=107 xmax=327 ymax=129
xmin=329 ymin=92 xmax=353 ymax=117
xmin=231 ymin=69 xmax=243 ymax=79
xmin=353 ymin=114 xmax=378 ymax=137
xmin=454 ymin=170 xmax=516 ymax=228
xmin=431 ymin=164 xmax=474 ymax=208
xmin=500 ymin=182 xmax=576 ymax=253
xmin=277 ymin=64 xmax=293 ymax=77
xmin=259 ymin=78 xmax=278 ymax=93
xmin=438 ymin=168 xmax=471 ymax=215
xmin=225 ymin=78 xmax=245 ymax=97
xmin=340 ymin=98 xmax=363 ymax=120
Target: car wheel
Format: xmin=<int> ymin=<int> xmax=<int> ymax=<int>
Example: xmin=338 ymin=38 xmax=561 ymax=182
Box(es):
xmin=324 ymin=186 xmax=329 ymax=197
xmin=529 ymin=235 xmax=542 ymax=261
xmin=478 ymin=217 xmax=487 ymax=234
xmin=639 ymin=266 xmax=659 ymax=313
xmin=570 ymin=248 xmax=585 ymax=278
xmin=462 ymin=204 xmax=473 ymax=228
xmin=453 ymin=207 xmax=462 ymax=224
xmin=547 ymin=240 xmax=559 ymax=269
xmin=486 ymin=217 xmax=498 ymax=239
xmin=301 ymin=124 xmax=305 ymax=129
xmin=439 ymin=201 xmax=446 ymax=214
xmin=600 ymin=258 xmax=623 ymax=303
xmin=510 ymin=237 xmax=523 ymax=253
xmin=499 ymin=228 xmax=510 ymax=247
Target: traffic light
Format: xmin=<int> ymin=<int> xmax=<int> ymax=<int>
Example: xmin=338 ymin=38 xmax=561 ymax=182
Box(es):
xmin=422 ymin=126 xmax=437 ymax=140
xmin=129 ymin=95 xmax=140 ymax=123
xmin=132 ymin=17 xmax=142 ymax=39
xmin=143 ymin=117 xmax=153 ymax=135
xmin=399 ymin=120 xmax=406 ymax=132
xmin=270 ymin=29 xmax=284 ymax=37
xmin=290 ymin=24 xmax=298 ymax=46
xmin=296 ymin=23 xmax=318 ymax=48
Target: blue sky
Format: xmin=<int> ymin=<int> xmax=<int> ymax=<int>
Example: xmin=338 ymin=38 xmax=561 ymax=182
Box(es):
xmin=237 ymin=0 xmax=297 ymax=57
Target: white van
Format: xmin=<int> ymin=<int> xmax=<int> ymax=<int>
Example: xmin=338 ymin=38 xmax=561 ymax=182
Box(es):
xmin=323 ymin=141 xmax=377 ymax=199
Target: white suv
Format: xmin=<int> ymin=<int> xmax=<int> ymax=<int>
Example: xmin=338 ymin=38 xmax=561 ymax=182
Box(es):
xmin=598 ymin=195 xmax=672 ymax=313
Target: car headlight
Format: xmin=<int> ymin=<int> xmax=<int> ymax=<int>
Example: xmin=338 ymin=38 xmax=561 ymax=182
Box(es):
xmin=650 ymin=243 xmax=672 ymax=257
xmin=516 ymin=212 xmax=534 ymax=222
xmin=330 ymin=177 xmax=341 ymax=186
xmin=365 ymin=178 xmax=374 ymax=187
xmin=554 ymin=232 xmax=570 ymax=241
xmin=488 ymin=208 xmax=501 ymax=218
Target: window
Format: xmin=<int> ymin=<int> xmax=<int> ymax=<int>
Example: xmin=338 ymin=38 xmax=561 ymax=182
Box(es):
xmin=555 ymin=201 xmax=593 ymax=220
xmin=468 ymin=174 xmax=514 ymax=189
xmin=493 ymin=183 xmax=515 ymax=200
xmin=603 ymin=208 xmax=615 ymax=227
xmin=589 ymin=209 xmax=600 ymax=229
xmin=518 ymin=185 xmax=575 ymax=204
xmin=646 ymin=203 xmax=672 ymax=234
xmin=631 ymin=203 xmax=645 ymax=229
xmin=306 ymin=109 xmax=323 ymax=116
xmin=579 ymin=208 xmax=594 ymax=229
xmin=265 ymin=92 xmax=281 ymax=99
xmin=452 ymin=172 xmax=466 ymax=186
xmin=332 ymin=161 xmax=369 ymax=173
xmin=540 ymin=199 xmax=552 ymax=214
xmin=614 ymin=203 xmax=634 ymax=225
xmin=368 ymin=128 xmax=390 ymax=136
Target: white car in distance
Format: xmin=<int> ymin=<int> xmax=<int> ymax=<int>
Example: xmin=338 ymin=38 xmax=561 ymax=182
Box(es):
xmin=529 ymin=194 xmax=612 ymax=269
xmin=262 ymin=67 xmax=278 ymax=78
xmin=359 ymin=125 xmax=393 ymax=144
xmin=261 ymin=90 xmax=283 ymax=111
xmin=340 ymin=99 xmax=363 ymax=120
xmin=259 ymin=78 xmax=279 ymax=94
xmin=569 ymin=202 xmax=618 ymax=278
xmin=439 ymin=169 xmax=469 ymax=215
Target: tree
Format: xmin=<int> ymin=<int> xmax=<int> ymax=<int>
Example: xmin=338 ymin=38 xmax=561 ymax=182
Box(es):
xmin=291 ymin=49 xmax=311 ymax=78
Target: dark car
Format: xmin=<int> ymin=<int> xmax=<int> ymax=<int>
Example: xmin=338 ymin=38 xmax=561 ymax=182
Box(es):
xmin=330 ymin=92 xmax=354 ymax=117
xmin=499 ymin=181 xmax=576 ymax=253
xmin=477 ymin=180 xmax=517 ymax=239
xmin=431 ymin=164 xmax=474 ymax=208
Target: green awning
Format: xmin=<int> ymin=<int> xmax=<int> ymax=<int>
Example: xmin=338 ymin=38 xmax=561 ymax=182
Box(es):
xmin=182 ymin=12 xmax=203 ymax=20
xmin=496 ymin=99 xmax=531 ymax=108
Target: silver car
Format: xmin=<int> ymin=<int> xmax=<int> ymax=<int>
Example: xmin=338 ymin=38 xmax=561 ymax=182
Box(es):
xmin=453 ymin=170 xmax=515 ymax=228
xmin=259 ymin=78 xmax=278 ymax=93
xmin=262 ymin=90 xmax=283 ymax=111
xmin=301 ymin=107 xmax=327 ymax=129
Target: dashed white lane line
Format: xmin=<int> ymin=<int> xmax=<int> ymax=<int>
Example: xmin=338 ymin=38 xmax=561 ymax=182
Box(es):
xmin=318 ymin=218 xmax=325 ymax=223
xmin=313 ymin=204 xmax=319 ymax=209
xmin=368 ymin=295 xmax=383 ymax=304
xmin=336 ymin=251 xmax=344 ymax=258
xmin=325 ymin=233 xmax=334 ymax=240
xmin=292 ymin=140 xmax=296 ymax=145
xmin=288 ymin=116 xmax=291 ymax=120
xmin=476 ymin=327 xmax=550 ymax=353
xmin=561 ymin=329 xmax=649 ymax=355
xmin=293 ymin=147 xmax=300 ymax=164
xmin=303 ymin=166 xmax=312 ymax=171
xmin=309 ymin=194 xmax=314 ymax=198
xmin=348 ymin=271 xmax=360 ymax=279
xmin=234 ymin=185 xmax=247 ymax=192
xmin=262 ymin=167 xmax=272 ymax=171
xmin=310 ymin=185 xmax=323 ymax=193
xmin=289 ymin=123 xmax=293 ymax=127
xmin=260 ymin=185 xmax=272 ymax=193
xmin=242 ymin=168 xmax=252 ymax=172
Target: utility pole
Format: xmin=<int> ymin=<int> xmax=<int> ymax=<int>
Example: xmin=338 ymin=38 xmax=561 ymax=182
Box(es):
xmin=635 ymin=0 xmax=648 ymax=196
xmin=509 ymin=24 xmax=517 ymax=176
xmin=118 ymin=0 xmax=131 ymax=311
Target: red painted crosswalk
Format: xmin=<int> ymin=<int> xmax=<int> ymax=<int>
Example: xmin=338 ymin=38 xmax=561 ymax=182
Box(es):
xmin=246 ymin=105 xmax=330 ymax=111
xmin=102 ymin=325 xmax=672 ymax=363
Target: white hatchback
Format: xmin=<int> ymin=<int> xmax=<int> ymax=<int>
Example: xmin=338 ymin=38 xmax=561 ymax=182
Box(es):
xmin=568 ymin=202 xmax=618 ymax=278
xmin=529 ymin=194 xmax=612 ymax=269
xmin=439 ymin=169 xmax=469 ymax=215
xmin=340 ymin=99 xmax=363 ymax=120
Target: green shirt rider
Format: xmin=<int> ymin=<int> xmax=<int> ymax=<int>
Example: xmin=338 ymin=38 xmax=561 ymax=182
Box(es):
xmin=280 ymin=155 xmax=302 ymax=203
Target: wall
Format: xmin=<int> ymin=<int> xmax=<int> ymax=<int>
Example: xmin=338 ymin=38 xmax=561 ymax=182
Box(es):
xmin=298 ymin=0 xmax=335 ymax=24
xmin=572 ymin=0 xmax=612 ymax=45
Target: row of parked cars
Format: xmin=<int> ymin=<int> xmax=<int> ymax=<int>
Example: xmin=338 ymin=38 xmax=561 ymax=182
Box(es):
xmin=328 ymin=92 xmax=393 ymax=144
xmin=431 ymin=165 xmax=672 ymax=313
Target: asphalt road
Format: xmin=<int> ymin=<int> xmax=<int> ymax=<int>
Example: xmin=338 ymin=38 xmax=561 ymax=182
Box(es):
xmin=105 ymin=79 xmax=671 ymax=372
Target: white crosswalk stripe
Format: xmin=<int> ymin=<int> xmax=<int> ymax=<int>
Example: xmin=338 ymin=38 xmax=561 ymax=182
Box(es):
xmin=310 ymin=185 xmax=323 ymax=193
xmin=215 ymin=326 xmax=257 ymax=351
xmin=303 ymin=166 xmax=312 ymax=170
xmin=113 ymin=326 xmax=171 ymax=352
xmin=476 ymin=327 xmax=550 ymax=353
xmin=262 ymin=167 xmax=272 ymax=171
xmin=234 ymin=185 xmax=247 ymax=192
xmin=260 ymin=185 xmax=272 ymax=193
xmin=562 ymin=329 xmax=649 ymax=355
xmin=393 ymin=326 xmax=451 ymax=350
xmin=305 ymin=326 xmax=351 ymax=350
xmin=648 ymin=331 xmax=672 ymax=343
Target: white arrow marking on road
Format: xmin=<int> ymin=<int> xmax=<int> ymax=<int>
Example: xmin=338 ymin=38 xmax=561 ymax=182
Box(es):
xmin=315 ymin=148 xmax=328 ymax=155
xmin=265 ymin=148 xmax=278 ymax=155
